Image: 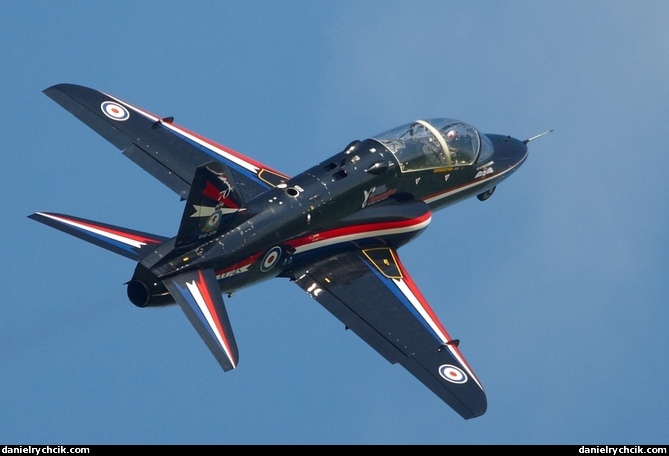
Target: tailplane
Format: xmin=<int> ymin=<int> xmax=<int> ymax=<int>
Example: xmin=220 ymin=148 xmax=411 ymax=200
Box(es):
xmin=175 ymin=161 xmax=246 ymax=247
xmin=28 ymin=212 xmax=169 ymax=260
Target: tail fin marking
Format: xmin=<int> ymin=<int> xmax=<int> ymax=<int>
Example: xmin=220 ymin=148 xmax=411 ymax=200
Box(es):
xmin=176 ymin=161 xmax=246 ymax=247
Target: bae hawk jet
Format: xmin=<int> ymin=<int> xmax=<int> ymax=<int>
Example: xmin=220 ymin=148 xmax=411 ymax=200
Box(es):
xmin=30 ymin=84 xmax=549 ymax=419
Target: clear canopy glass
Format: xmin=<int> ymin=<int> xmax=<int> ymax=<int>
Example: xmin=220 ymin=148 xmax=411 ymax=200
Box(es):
xmin=373 ymin=118 xmax=485 ymax=172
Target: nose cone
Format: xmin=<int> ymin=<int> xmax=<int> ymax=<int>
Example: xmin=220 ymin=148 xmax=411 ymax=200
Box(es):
xmin=485 ymin=134 xmax=529 ymax=171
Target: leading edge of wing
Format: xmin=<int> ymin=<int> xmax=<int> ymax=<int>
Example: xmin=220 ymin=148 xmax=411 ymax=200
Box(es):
xmin=293 ymin=247 xmax=487 ymax=419
xmin=43 ymin=83 xmax=289 ymax=200
xmin=163 ymin=268 xmax=239 ymax=372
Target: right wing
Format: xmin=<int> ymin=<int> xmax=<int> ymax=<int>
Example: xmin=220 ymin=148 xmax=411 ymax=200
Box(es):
xmin=293 ymin=247 xmax=487 ymax=419
xmin=43 ymin=83 xmax=289 ymax=201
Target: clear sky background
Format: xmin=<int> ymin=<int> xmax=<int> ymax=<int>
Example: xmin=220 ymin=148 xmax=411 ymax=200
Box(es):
xmin=1 ymin=0 xmax=667 ymax=445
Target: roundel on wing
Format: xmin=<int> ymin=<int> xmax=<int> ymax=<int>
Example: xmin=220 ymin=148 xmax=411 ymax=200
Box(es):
xmin=438 ymin=364 xmax=468 ymax=384
xmin=100 ymin=101 xmax=130 ymax=121
xmin=260 ymin=246 xmax=282 ymax=272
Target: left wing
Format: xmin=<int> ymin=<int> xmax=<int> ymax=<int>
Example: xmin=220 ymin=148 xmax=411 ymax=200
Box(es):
xmin=163 ymin=268 xmax=239 ymax=371
xmin=43 ymin=83 xmax=289 ymax=201
xmin=293 ymin=247 xmax=486 ymax=419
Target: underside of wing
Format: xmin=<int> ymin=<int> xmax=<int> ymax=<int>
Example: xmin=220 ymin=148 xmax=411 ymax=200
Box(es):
xmin=163 ymin=268 xmax=239 ymax=371
xmin=44 ymin=83 xmax=289 ymax=201
xmin=292 ymin=247 xmax=486 ymax=419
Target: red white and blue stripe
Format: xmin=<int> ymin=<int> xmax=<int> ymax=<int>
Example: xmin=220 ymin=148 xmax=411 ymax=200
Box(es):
xmin=167 ymin=269 xmax=238 ymax=371
xmin=101 ymin=91 xmax=289 ymax=188
xmin=372 ymin=255 xmax=483 ymax=389
xmin=285 ymin=211 xmax=432 ymax=255
xmin=30 ymin=212 xmax=165 ymax=260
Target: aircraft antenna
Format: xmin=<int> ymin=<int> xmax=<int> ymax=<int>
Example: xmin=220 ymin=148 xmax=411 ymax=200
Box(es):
xmin=523 ymin=129 xmax=553 ymax=144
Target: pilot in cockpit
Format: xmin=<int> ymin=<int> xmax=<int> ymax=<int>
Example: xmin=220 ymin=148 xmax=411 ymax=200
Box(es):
xmin=373 ymin=118 xmax=480 ymax=172
xmin=444 ymin=127 xmax=473 ymax=165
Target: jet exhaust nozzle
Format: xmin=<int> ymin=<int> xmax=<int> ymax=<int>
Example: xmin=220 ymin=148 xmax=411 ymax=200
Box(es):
xmin=127 ymin=280 xmax=151 ymax=307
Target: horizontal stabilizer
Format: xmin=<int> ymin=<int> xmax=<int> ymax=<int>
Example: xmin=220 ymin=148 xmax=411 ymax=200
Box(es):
xmin=163 ymin=268 xmax=239 ymax=371
xmin=28 ymin=212 xmax=168 ymax=260
xmin=176 ymin=161 xmax=246 ymax=247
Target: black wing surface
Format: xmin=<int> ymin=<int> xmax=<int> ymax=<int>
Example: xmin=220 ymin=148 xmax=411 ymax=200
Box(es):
xmin=43 ymin=83 xmax=288 ymax=201
xmin=293 ymin=247 xmax=487 ymax=419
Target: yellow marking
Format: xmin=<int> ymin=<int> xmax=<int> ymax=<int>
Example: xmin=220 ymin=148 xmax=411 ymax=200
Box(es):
xmin=433 ymin=167 xmax=453 ymax=173
xmin=362 ymin=247 xmax=403 ymax=279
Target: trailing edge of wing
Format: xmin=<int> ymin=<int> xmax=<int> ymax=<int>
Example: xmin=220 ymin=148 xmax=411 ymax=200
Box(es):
xmin=28 ymin=212 xmax=168 ymax=260
xmin=163 ymin=268 xmax=239 ymax=372
xmin=293 ymin=247 xmax=486 ymax=419
xmin=43 ymin=83 xmax=289 ymax=201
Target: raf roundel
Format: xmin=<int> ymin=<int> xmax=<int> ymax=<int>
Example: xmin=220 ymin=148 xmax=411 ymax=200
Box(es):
xmin=260 ymin=246 xmax=282 ymax=272
xmin=438 ymin=364 xmax=468 ymax=384
xmin=100 ymin=101 xmax=130 ymax=121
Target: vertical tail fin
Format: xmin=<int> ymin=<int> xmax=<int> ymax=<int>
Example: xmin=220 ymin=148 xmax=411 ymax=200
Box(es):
xmin=176 ymin=161 xmax=246 ymax=247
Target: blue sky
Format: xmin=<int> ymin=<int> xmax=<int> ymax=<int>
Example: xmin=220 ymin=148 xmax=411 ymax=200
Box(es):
xmin=1 ymin=0 xmax=667 ymax=445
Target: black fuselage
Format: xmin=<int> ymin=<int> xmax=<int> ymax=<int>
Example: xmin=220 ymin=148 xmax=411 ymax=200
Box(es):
xmin=127 ymin=134 xmax=527 ymax=308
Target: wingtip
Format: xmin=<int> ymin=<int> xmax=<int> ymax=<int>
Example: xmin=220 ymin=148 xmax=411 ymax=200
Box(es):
xmin=43 ymin=83 xmax=68 ymax=94
xmin=43 ymin=83 xmax=90 ymax=99
xmin=27 ymin=211 xmax=49 ymax=221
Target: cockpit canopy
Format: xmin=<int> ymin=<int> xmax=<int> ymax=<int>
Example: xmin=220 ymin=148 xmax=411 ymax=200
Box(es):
xmin=373 ymin=118 xmax=492 ymax=173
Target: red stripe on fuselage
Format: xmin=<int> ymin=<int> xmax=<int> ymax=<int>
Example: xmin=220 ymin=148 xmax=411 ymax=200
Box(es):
xmin=285 ymin=211 xmax=431 ymax=251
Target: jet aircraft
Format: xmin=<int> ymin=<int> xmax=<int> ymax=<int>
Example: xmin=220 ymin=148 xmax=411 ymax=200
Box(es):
xmin=30 ymin=84 xmax=548 ymax=419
